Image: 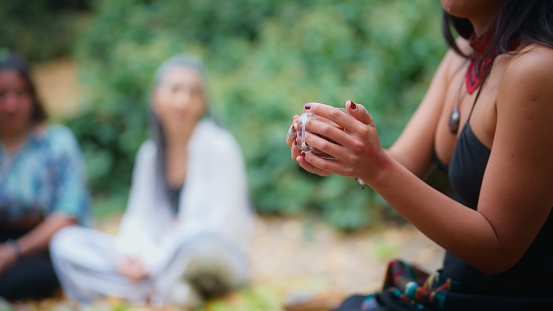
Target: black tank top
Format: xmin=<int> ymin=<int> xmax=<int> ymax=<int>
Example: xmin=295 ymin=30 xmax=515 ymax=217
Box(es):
xmin=436 ymin=122 xmax=553 ymax=299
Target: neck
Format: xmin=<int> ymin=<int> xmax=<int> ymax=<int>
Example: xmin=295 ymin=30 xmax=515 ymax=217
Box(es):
xmin=163 ymin=116 xmax=204 ymax=148
xmin=469 ymin=8 xmax=499 ymax=37
xmin=0 ymin=126 xmax=32 ymax=154
xmin=470 ymin=19 xmax=492 ymax=37
xmin=164 ymin=124 xmax=195 ymax=149
xmin=163 ymin=126 xmax=194 ymax=189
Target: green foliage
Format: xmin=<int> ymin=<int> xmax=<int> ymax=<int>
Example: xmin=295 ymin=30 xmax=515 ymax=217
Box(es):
xmin=69 ymin=0 xmax=446 ymax=230
xmin=205 ymin=284 xmax=282 ymax=311
xmin=0 ymin=0 xmax=90 ymax=61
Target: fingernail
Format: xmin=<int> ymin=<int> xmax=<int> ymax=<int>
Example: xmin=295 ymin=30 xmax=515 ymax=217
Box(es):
xmin=287 ymin=126 xmax=296 ymax=139
xmin=301 ymin=151 xmax=306 ymax=157
xmin=349 ymin=100 xmax=357 ymax=110
xmin=293 ymin=140 xmax=297 ymax=146
xmin=304 ymin=103 xmax=312 ymax=110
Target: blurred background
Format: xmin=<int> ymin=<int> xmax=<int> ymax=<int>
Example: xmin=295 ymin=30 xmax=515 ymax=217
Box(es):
xmin=1 ymin=0 xmax=449 ymax=309
xmin=1 ymin=0 xmax=448 ymax=229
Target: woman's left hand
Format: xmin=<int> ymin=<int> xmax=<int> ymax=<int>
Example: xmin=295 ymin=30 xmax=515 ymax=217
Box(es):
xmin=296 ymin=100 xmax=390 ymax=186
xmin=116 ymin=255 xmax=148 ymax=282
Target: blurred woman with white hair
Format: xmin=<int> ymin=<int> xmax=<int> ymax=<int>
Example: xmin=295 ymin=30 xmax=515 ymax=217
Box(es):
xmin=50 ymin=54 xmax=254 ymax=309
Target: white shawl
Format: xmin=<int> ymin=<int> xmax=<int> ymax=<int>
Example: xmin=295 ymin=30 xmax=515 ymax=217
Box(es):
xmin=115 ymin=119 xmax=254 ymax=275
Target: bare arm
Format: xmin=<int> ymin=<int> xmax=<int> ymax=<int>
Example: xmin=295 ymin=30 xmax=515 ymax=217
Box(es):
xmin=297 ymin=46 xmax=553 ymax=275
xmin=0 ymin=214 xmax=76 ymax=274
xmin=17 ymin=214 xmax=77 ymax=257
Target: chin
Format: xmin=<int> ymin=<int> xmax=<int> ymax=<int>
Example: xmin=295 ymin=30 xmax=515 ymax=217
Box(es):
xmin=2 ymin=118 xmax=26 ymax=130
xmin=441 ymin=1 xmax=464 ymax=17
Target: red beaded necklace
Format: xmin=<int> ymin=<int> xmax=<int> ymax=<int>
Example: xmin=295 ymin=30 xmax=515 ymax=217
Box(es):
xmin=466 ymin=32 xmax=494 ymax=94
xmin=448 ymin=32 xmax=520 ymax=134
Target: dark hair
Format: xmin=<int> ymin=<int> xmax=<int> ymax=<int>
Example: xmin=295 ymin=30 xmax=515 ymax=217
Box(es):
xmin=0 ymin=51 xmax=47 ymax=124
xmin=442 ymin=1 xmax=553 ymax=60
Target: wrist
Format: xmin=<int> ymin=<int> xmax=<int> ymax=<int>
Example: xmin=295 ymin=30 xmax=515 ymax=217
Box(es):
xmin=6 ymin=239 xmax=23 ymax=261
xmin=360 ymin=151 xmax=395 ymax=188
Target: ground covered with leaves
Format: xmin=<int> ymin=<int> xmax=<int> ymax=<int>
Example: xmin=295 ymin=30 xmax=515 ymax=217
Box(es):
xmin=3 ymin=215 xmax=443 ymax=311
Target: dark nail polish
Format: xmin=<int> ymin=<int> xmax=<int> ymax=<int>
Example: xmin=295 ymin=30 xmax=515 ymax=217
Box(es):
xmin=349 ymin=101 xmax=357 ymax=110
xmin=304 ymin=103 xmax=312 ymax=110
xmin=301 ymin=151 xmax=306 ymax=157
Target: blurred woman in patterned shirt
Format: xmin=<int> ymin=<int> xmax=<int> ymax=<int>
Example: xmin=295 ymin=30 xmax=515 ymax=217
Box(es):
xmin=0 ymin=51 xmax=91 ymax=301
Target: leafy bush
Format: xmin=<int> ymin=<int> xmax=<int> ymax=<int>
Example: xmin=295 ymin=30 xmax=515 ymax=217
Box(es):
xmin=69 ymin=0 xmax=446 ymax=230
xmin=0 ymin=0 xmax=90 ymax=61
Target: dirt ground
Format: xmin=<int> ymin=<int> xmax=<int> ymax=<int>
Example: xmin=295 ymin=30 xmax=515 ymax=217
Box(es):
xmin=247 ymin=216 xmax=444 ymax=306
xmin=93 ymin=214 xmax=444 ymax=310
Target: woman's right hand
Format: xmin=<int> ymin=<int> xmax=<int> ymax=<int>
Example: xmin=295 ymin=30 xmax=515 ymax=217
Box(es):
xmin=285 ymin=114 xmax=301 ymax=156
xmin=285 ymin=110 xmax=335 ymax=176
xmin=116 ymin=255 xmax=148 ymax=282
xmin=0 ymin=243 xmax=18 ymax=275
xmin=286 ymin=101 xmax=391 ymax=184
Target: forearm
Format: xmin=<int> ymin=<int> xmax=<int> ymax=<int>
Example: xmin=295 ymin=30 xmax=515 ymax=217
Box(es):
xmin=16 ymin=214 xmax=76 ymax=257
xmin=364 ymin=157 xmax=506 ymax=274
xmin=385 ymin=147 xmax=434 ymax=179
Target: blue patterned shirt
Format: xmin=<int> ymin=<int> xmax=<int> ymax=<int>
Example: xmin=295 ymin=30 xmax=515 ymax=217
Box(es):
xmin=0 ymin=125 xmax=91 ymax=225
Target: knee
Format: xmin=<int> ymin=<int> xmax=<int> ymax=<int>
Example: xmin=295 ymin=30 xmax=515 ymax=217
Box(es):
xmin=183 ymin=234 xmax=249 ymax=285
xmin=188 ymin=232 xmax=236 ymax=257
xmin=49 ymin=225 xmax=82 ymax=258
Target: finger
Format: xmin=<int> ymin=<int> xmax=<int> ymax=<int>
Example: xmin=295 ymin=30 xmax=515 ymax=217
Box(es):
xmin=302 ymin=104 xmax=337 ymax=126
xmin=297 ymin=153 xmax=332 ymax=176
xmin=302 ymin=150 xmax=355 ymax=178
xmin=301 ymin=110 xmax=353 ymax=159
xmin=305 ymin=103 xmax=353 ymax=131
xmin=294 ymin=111 xmax=337 ymax=152
xmin=308 ymin=102 xmax=371 ymax=135
xmin=303 ymin=102 xmax=321 ymax=113
xmin=302 ymin=130 xmax=346 ymax=162
xmin=286 ymin=124 xmax=297 ymax=147
xmin=297 ymin=152 xmax=339 ymax=176
xmin=291 ymin=140 xmax=301 ymax=160
xmin=285 ymin=115 xmax=301 ymax=147
xmin=345 ymin=100 xmax=373 ymax=125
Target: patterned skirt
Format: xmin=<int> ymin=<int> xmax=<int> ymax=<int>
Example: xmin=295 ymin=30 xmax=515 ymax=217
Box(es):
xmin=335 ymin=259 xmax=553 ymax=311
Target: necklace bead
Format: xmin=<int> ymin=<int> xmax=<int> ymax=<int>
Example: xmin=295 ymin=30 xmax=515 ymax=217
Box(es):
xmin=448 ymin=108 xmax=460 ymax=134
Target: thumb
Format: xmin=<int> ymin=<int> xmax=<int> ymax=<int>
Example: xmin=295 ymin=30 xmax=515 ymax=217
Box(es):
xmin=345 ymin=100 xmax=374 ymax=126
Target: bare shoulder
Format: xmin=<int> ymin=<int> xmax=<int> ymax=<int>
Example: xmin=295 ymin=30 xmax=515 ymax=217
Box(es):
xmin=504 ymin=44 xmax=553 ymax=84
xmin=499 ymin=44 xmax=553 ymax=107
xmin=495 ymin=43 xmax=553 ymax=145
